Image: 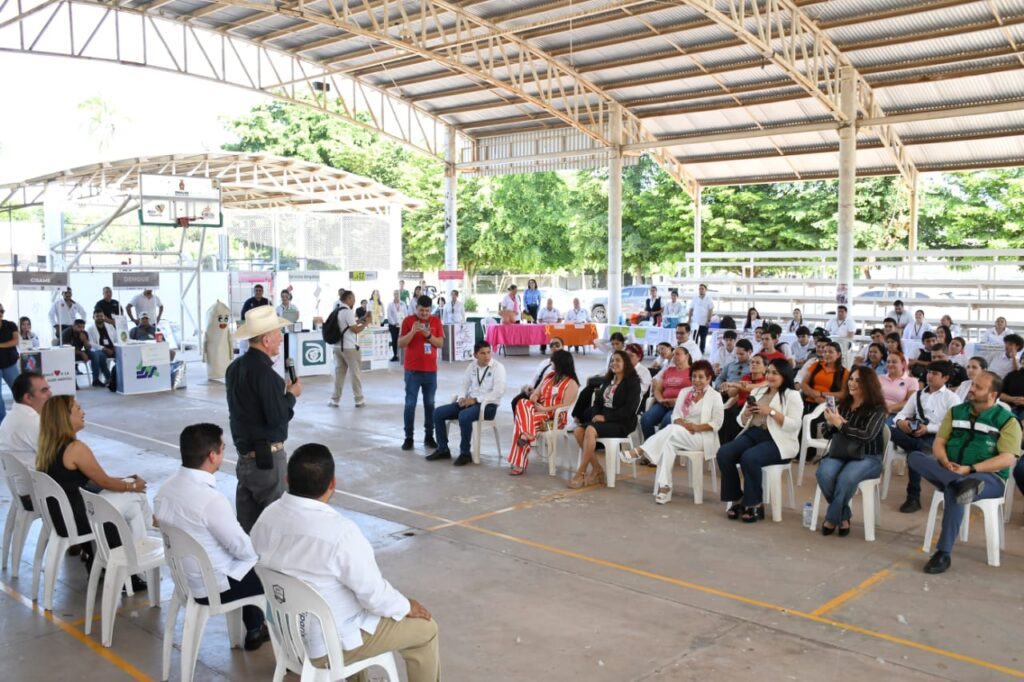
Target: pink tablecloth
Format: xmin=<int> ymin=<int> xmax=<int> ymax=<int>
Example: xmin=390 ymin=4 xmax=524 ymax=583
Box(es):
xmin=485 ymin=323 xmax=549 ymax=347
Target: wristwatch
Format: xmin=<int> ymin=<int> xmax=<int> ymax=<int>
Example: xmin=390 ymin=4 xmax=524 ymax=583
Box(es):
xmin=969 ymin=464 xmax=977 ymax=474
xmin=769 ymin=409 xmax=777 ymax=418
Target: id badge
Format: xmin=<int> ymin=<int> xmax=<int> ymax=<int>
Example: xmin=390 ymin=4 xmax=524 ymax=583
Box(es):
xmin=424 ymin=343 xmax=433 ymax=355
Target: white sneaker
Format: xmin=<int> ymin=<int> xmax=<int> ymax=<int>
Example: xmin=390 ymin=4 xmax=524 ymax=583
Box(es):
xmin=327 ymin=399 xmax=339 ymax=407
xmin=355 ymin=401 xmax=365 ymax=408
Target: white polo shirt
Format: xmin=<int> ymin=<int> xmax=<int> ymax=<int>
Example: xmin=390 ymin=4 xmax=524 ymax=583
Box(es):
xmin=689 ymin=293 xmax=714 ymax=326
xmin=129 ymin=293 xmax=162 ymax=320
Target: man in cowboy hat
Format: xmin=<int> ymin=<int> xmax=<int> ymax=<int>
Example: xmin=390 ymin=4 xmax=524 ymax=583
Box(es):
xmin=226 ymin=305 xmax=303 ymax=532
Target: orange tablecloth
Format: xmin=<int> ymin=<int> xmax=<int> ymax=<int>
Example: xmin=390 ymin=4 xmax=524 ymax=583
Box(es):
xmin=544 ymin=323 xmax=598 ymax=347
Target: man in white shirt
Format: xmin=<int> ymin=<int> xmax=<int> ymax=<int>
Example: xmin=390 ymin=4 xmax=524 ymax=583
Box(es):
xmin=251 ymin=445 xmax=438 ymax=679
xmin=48 ymin=287 xmax=87 ymax=342
xmin=790 ymin=326 xmax=816 ymax=368
xmin=427 ymin=341 xmax=507 ymax=466
xmin=890 ymin=361 xmax=961 ymax=513
xmin=535 ymin=298 xmax=560 ymax=354
xmin=711 ymin=330 xmax=737 ymax=374
xmin=442 ymin=289 xmax=466 ymax=325
xmin=126 ymin=289 xmax=163 ymax=325
xmin=824 ymin=305 xmax=856 ymax=339
xmin=154 ymin=423 xmax=269 ymax=650
xmin=886 ymin=300 xmax=912 ymax=330
xmin=989 ymin=334 xmax=1023 ymax=378
xmin=386 ymin=290 xmax=406 ymax=362
xmin=902 ymin=309 xmax=932 ymax=341
xmin=663 ymin=290 xmax=685 ymax=320
xmin=563 ymin=298 xmax=590 ymax=324
xmin=0 ymin=372 xmax=52 ymax=508
xmin=673 ymin=322 xmax=703 ymax=361
xmin=687 ymin=284 xmax=714 ymax=352
xmin=500 ymin=284 xmax=522 ymax=323
xmin=984 ymin=317 xmax=1012 ymax=345
xmin=87 ymin=310 xmax=117 ymax=387
xmin=329 ymin=290 xmax=366 ymax=408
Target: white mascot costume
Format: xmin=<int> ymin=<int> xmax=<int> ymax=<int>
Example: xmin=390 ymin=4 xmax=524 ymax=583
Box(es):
xmin=203 ymin=300 xmax=234 ymax=381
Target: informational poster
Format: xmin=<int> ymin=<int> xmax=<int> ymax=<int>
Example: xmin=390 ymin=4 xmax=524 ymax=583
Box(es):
xmin=357 ymin=328 xmax=391 ymax=371
xmin=451 ymin=323 xmax=474 ymax=362
xmin=286 ymin=332 xmax=332 ymax=377
xmin=20 ymin=347 xmax=76 ymax=396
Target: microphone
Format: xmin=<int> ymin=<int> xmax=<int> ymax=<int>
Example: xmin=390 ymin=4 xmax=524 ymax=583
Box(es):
xmin=285 ymin=358 xmax=297 ymax=384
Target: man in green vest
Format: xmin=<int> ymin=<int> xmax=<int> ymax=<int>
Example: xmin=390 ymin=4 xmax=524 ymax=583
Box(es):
xmin=908 ymin=370 xmax=1021 ymax=574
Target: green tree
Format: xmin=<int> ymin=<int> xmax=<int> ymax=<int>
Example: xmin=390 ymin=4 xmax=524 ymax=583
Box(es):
xmin=919 ymin=169 xmax=1024 ymax=249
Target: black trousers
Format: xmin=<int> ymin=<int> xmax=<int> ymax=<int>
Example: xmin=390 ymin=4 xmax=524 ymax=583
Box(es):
xmin=388 ymin=324 xmax=400 ymax=357
xmin=696 ymin=325 xmax=710 ymax=352
xmin=195 ymin=568 xmax=264 ymax=632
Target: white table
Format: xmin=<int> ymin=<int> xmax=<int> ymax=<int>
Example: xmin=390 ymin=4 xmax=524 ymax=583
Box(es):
xmin=19 ymin=347 xmax=76 ymax=396
xmin=115 ymin=343 xmax=172 ymax=395
xmin=285 ymin=331 xmax=332 ymax=377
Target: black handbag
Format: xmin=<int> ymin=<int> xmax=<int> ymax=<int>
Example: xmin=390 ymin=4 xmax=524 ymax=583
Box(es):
xmin=828 ymin=430 xmax=865 ymax=461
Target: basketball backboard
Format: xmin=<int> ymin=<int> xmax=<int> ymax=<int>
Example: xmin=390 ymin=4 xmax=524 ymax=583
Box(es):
xmin=138 ymin=173 xmax=223 ymax=227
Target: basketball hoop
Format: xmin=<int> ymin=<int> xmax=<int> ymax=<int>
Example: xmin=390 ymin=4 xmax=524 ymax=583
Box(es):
xmin=176 ymin=217 xmax=195 ymax=228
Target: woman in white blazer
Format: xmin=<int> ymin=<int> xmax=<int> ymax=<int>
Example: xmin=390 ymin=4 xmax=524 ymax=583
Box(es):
xmin=622 ymin=361 xmax=724 ymax=504
xmin=716 ymin=358 xmax=804 ymax=522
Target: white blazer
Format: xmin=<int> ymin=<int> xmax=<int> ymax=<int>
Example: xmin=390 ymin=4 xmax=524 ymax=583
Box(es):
xmin=736 ymin=386 xmax=804 ymax=460
xmin=671 ymin=387 xmax=724 ymax=462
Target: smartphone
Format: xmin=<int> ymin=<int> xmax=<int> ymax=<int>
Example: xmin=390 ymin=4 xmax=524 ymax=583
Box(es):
xmin=825 ymin=395 xmax=836 ymax=410
xmin=745 ymin=394 xmax=758 ymax=408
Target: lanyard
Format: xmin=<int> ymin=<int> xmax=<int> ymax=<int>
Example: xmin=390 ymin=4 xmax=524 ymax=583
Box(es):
xmin=476 ymin=365 xmax=491 ymax=387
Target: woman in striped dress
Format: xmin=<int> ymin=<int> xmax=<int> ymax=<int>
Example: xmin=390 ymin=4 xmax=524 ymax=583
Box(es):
xmin=508 ymin=350 xmax=580 ymax=475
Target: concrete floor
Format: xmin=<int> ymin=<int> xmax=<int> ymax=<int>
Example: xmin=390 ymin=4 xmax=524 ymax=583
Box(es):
xmin=2 ymin=350 xmax=1023 ymax=681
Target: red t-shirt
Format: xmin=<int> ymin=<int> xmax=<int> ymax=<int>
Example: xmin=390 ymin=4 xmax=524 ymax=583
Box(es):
xmin=401 ymin=314 xmax=443 ymax=372
xmin=758 ymin=349 xmax=786 ymax=364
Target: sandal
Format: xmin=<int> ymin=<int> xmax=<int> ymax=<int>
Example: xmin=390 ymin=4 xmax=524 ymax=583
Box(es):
xmin=726 ymin=503 xmax=744 ymax=520
xmin=584 ymin=468 xmax=606 ymax=486
xmin=568 ymin=473 xmax=586 ymax=489
xmin=655 ymin=486 xmax=672 ymax=505
xmin=741 ymin=506 xmax=765 ymax=523
xmin=621 ymin=447 xmax=645 ymax=464
xmin=509 ymin=466 xmax=525 ymax=476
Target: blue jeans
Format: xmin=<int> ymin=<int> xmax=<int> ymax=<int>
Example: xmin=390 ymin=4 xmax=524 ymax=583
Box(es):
xmin=908 ymin=451 xmax=1004 ymax=554
xmin=890 ymin=427 xmax=934 ymax=500
xmin=716 ymin=427 xmax=783 ymax=507
xmin=816 ymin=454 xmax=883 ymax=525
xmin=0 ymin=362 xmax=18 ymax=422
xmin=433 ymin=401 xmax=498 ymax=457
xmin=404 ymin=370 xmax=437 ymax=439
xmin=89 ymin=349 xmax=111 ymax=383
xmin=640 ymin=402 xmax=673 ymax=439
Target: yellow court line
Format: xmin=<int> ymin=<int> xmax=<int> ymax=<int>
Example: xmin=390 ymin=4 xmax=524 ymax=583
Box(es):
xmin=0 ymin=583 xmax=155 ymax=682
xmin=460 ymin=523 xmax=1024 ymax=679
xmin=426 ymin=485 xmax=595 ymax=531
xmin=811 ymin=567 xmax=896 ymax=617
xmin=69 ymin=613 xmax=104 ymax=627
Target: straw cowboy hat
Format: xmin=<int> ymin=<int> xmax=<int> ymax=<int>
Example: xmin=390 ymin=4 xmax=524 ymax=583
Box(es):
xmin=235 ymin=305 xmax=291 ymax=340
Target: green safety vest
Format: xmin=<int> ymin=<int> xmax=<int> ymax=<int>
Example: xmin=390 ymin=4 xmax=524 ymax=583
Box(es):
xmin=947 ymin=402 xmax=1016 ymax=480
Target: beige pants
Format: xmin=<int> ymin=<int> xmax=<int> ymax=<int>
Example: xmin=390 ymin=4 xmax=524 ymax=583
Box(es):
xmin=332 ymin=346 xmax=364 ymax=403
xmin=313 ymin=616 xmax=440 ymax=682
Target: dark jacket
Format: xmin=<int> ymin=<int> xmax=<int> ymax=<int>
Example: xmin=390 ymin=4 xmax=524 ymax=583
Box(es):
xmin=574 ymin=374 xmax=642 ymax=432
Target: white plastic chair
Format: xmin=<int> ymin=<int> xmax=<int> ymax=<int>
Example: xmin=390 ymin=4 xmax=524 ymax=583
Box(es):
xmin=675 ymin=451 xmax=712 ymax=504
xmin=808 ymin=430 xmax=891 ymax=541
xmin=590 ymin=394 xmax=645 ymax=488
xmin=80 ymin=490 xmax=164 ymax=647
xmin=27 ymin=470 xmax=95 ymax=610
xmin=761 ymin=462 xmax=796 ymax=522
xmin=1 ymin=452 xmax=43 ymax=579
xmin=797 ymin=403 xmax=827 ymax=485
xmin=444 ymin=399 xmax=500 ymax=465
xmin=160 ymin=524 xmax=266 ymax=682
xmin=535 ymin=406 xmax=570 ymax=476
xmin=880 ymin=437 xmax=909 ymax=501
xmin=254 ymin=566 xmax=400 ymax=682
xmin=921 ymin=480 xmax=1014 ymax=567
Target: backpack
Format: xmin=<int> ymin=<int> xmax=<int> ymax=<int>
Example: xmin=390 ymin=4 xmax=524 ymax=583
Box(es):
xmin=321 ymin=308 xmax=342 ymax=345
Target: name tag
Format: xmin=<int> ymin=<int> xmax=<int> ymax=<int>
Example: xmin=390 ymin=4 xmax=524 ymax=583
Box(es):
xmin=424 ymin=343 xmax=433 ymax=355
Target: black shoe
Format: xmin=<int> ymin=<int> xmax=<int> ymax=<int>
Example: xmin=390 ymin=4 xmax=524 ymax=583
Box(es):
xmin=837 ymin=522 xmax=851 ymax=537
xmin=92 ymin=380 xmax=106 ymax=388
xmin=129 ymin=574 xmax=148 ymax=592
xmin=950 ymin=478 xmax=985 ymax=506
xmin=424 ymin=435 xmax=438 ymax=449
xmin=425 ymin=449 xmax=451 ymax=461
xmin=453 ymin=454 xmax=473 ymax=467
xmin=923 ymin=550 xmax=951 ymax=574
xmin=390 ymin=356 xmax=400 ymax=362
xmin=401 ymin=438 xmax=414 ymax=451
xmin=741 ymin=506 xmax=764 ymax=523
xmin=899 ymin=497 xmax=921 ymax=513
xmin=243 ymin=623 xmax=270 ymax=651
xmin=821 ymin=523 xmax=836 ymax=536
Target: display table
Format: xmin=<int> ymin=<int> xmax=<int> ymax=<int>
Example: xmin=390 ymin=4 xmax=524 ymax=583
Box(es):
xmin=606 ymin=324 xmax=675 ymax=346
xmin=115 ymin=343 xmax=172 ymax=395
xmin=285 ymin=331 xmax=332 ymax=377
xmin=544 ymin=323 xmax=598 ymax=348
xmin=19 ymin=347 xmax=76 ymax=396
xmin=485 ymin=323 xmax=549 ymax=355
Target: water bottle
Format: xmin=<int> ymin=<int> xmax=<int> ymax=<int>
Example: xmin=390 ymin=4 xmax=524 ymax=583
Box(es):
xmin=802 ymin=501 xmax=813 ymax=528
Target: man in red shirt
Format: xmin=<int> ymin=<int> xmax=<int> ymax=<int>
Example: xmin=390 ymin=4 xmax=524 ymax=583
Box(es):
xmin=757 ymin=324 xmax=788 ymax=365
xmin=399 ymin=295 xmax=445 ymax=451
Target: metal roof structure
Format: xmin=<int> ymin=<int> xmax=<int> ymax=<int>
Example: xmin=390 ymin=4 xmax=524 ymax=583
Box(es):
xmin=0 ymin=152 xmax=423 ymax=215
xmin=3 ymin=0 xmax=1023 ymax=195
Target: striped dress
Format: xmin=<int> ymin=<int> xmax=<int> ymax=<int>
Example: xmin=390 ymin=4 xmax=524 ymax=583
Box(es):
xmin=508 ymin=375 xmax=575 ymax=470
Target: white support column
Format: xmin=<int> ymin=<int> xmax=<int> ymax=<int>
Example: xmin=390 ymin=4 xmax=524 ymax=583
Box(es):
xmin=693 ymin=185 xmax=703 ymax=281
xmin=44 ymin=184 xmax=67 ymax=272
xmin=607 ymin=106 xmax=623 ymax=326
xmin=443 ymin=125 xmax=458 ymax=295
xmin=836 ymin=67 xmax=857 ymax=307
xmin=908 ymin=176 xmax=919 ymax=292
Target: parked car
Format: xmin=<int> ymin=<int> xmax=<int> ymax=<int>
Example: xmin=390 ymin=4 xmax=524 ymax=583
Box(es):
xmin=589 ymin=286 xmax=652 ymax=323
xmin=859 ymin=289 xmax=929 ymax=300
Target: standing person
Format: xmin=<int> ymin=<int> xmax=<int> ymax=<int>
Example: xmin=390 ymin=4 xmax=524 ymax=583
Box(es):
xmin=49 ymin=287 xmax=87 ymax=343
xmin=386 ymin=290 xmax=405 ymax=362
xmin=523 ymin=279 xmax=542 ymax=323
xmin=369 ymin=289 xmax=384 ymax=325
xmin=328 ymin=290 xmax=366 ymax=409
xmin=153 ymin=424 xmax=269 ymax=651
xmin=500 ymin=284 xmax=522 ymax=323
xmin=687 ymin=284 xmax=714 ymax=352
xmin=536 ymin=298 xmax=560 ymax=354
xmin=18 ymin=317 xmax=39 ymax=350
xmin=641 ymin=286 xmax=662 ymax=326
xmin=908 ymin=371 xmax=1021 ymax=574
xmin=507 ymin=349 xmax=579 ymax=475
xmin=276 ymin=290 xmax=299 ymax=326
xmin=86 ymin=310 xmax=116 ymax=387
xmin=427 ymin=341 xmax=506 ymax=466
xmin=398 ymin=279 xmax=410 ymax=306
xmin=251 ymin=445 xmax=440 ymax=681
xmin=125 ymin=288 xmax=162 ymax=325
xmin=0 ymin=304 xmax=21 ymax=411
xmin=225 ymin=306 xmax=301 ymax=532
xmin=93 ymin=287 xmax=121 ymax=325
xmin=240 ymin=285 xmax=270 ymax=321
xmin=399 ymin=296 xmax=444 ymax=451
xmin=442 ymin=290 xmax=466 ymax=325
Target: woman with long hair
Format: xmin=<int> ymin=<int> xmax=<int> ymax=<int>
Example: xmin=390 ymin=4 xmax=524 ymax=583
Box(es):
xmin=508 ymin=350 xmax=580 ymax=475
xmin=884 ymin=332 xmax=903 ymax=355
xmin=956 ymin=356 xmax=989 ymax=401
xmin=743 ymin=307 xmax=761 ymax=331
xmin=624 ymin=360 xmax=723 ymax=504
xmin=799 ymin=341 xmax=848 ymax=412
xmin=36 ymin=396 xmax=150 ymax=578
xmin=570 ymin=350 xmax=641 ymax=488
xmin=879 ymin=351 xmax=918 ymax=420
xmin=720 ymin=354 xmax=767 ymax=444
xmin=524 ymin=278 xmax=542 ymax=323
xmin=934 ymin=325 xmax=952 ymax=347
xmin=716 ymin=359 xmax=804 ymax=522
xmin=787 ymin=308 xmax=804 ymax=334
xmin=815 ymin=366 xmax=889 ymax=536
